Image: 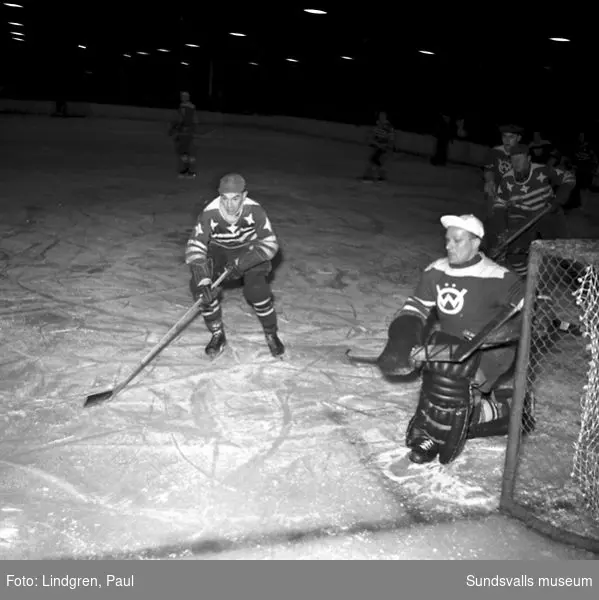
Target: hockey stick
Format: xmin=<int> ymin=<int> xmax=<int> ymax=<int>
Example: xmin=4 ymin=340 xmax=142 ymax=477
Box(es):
xmin=488 ymin=204 xmax=553 ymax=261
xmin=83 ymin=267 xmax=232 ymax=408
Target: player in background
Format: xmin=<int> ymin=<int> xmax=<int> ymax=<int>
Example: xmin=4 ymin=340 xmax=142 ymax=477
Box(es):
xmin=185 ymin=173 xmax=284 ymax=359
xmin=528 ymin=130 xmax=560 ymax=167
xmin=482 ymin=124 xmax=524 ymax=217
xmin=564 ymin=131 xmax=598 ymax=214
xmin=376 ymin=215 xmax=528 ymax=465
xmin=361 ymin=111 xmax=395 ymax=183
xmin=169 ymin=91 xmax=197 ymax=178
xmin=489 ymin=143 xmax=575 ymax=277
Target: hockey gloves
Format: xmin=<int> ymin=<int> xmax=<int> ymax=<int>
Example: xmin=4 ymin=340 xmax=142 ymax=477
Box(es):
xmin=377 ymin=313 xmax=425 ymax=377
xmin=225 ymin=247 xmax=267 ymax=281
xmin=190 ymin=261 xmax=218 ymax=304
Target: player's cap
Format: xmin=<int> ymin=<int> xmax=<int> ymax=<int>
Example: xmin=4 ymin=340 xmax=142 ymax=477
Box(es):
xmin=509 ymin=143 xmax=530 ymax=156
xmin=219 ymin=173 xmax=246 ymax=194
xmin=441 ymin=214 xmax=485 ymax=239
xmin=499 ymin=124 xmax=524 ymax=135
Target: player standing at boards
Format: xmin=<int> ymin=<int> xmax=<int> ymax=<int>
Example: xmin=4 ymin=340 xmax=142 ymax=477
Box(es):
xmin=169 ymin=91 xmax=197 ymax=178
xmin=185 ymin=173 xmax=285 ymax=359
xmin=361 ymin=111 xmax=395 ymax=183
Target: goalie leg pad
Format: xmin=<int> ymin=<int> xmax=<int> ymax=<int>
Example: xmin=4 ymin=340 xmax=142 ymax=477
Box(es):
xmin=417 ymin=347 xmax=481 ymax=465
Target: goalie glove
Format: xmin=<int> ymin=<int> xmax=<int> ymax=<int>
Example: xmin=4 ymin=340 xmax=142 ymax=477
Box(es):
xmin=377 ymin=313 xmax=425 ymax=377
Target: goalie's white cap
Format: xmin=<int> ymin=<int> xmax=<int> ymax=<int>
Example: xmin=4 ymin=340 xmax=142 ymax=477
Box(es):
xmin=440 ymin=214 xmax=485 ymax=239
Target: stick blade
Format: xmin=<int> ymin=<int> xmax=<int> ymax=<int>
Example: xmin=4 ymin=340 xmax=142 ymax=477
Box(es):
xmin=83 ymin=389 xmax=114 ymax=408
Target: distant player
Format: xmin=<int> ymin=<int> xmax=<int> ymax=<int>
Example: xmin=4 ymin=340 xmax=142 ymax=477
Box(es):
xmin=169 ymin=91 xmax=197 ymax=178
xmin=482 ymin=124 xmax=524 ymax=216
xmin=489 ymin=143 xmax=575 ymax=277
xmin=185 ymin=173 xmax=284 ymax=359
xmin=376 ymin=214 xmax=528 ymax=465
xmin=528 ymin=131 xmax=560 ymax=167
xmin=362 ymin=111 xmax=395 ymax=182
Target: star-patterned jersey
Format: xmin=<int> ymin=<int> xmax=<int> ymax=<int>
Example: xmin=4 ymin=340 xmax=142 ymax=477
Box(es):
xmin=493 ymin=163 xmax=575 ymax=218
xmin=185 ymin=197 xmax=279 ymax=266
xmin=484 ymin=145 xmax=512 ymax=182
xmin=397 ymin=254 xmax=524 ymax=339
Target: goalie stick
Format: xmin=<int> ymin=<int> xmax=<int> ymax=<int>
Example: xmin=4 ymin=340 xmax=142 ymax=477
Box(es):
xmin=346 ymin=300 xmax=523 ymax=366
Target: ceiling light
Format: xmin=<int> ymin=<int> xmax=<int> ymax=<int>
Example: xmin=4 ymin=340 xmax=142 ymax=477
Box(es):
xmin=341 ymin=56 xmax=353 ymax=60
xmin=229 ymin=32 xmax=246 ymax=37
xmin=549 ymin=37 xmax=570 ymax=42
xmin=10 ymin=31 xmax=24 ymax=36
xmin=185 ymin=43 xmax=199 ymax=48
xmin=181 ymin=61 xmax=189 ymax=66
xmin=419 ymin=50 xmax=435 ymax=55
xmin=304 ymin=9 xmax=327 ymax=14
xmin=123 ymin=53 xmax=132 ymax=58
xmin=4 ymin=3 xmax=24 ymax=7
xmin=12 ymin=36 xmax=24 ymax=41
xmin=8 ymin=22 xmax=23 ymax=26
xmin=157 ymin=48 xmax=170 ymax=52
xmin=249 ymin=61 xmax=259 ymax=66
xmin=78 ymin=45 xmax=86 ymax=49
xmin=286 ymin=58 xmax=299 ymax=63
xmin=137 ymin=51 xmax=149 ymax=55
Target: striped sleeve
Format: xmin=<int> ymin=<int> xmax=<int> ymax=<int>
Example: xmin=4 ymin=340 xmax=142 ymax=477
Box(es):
xmin=185 ymin=212 xmax=211 ymax=265
xmin=396 ymin=267 xmax=437 ymax=322
xmin=252 ymin=207 xmax=279 ymax=261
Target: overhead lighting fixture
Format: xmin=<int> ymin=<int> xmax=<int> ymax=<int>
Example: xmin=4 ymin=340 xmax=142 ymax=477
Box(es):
xmin=229 ymin=32 xmax=246 ymax=37
xmin=12 ymin=36 xmax=24 ymax=41
xmin=181 ymin=61 xmax=189 ymax=66
xmin=78 ymin=44 xmax=86 ymax=49
xmin=549 ymin=37 xmax=570 ymax=42
xmin=10 ymin=31 xmax=24 ymax=36
xmin=157 ymin=48 xmax=170 ymax=52
xmin=286 ymin=58 xmax=299 ymax=63
xmin=123 ymin=53 xmax=132 ymax=58
xmin=249 ymin=61 xmax=259 ymax=66
xmin=136 ymin=51 xmax=149 ymax=55
xmin=419 ymin=50 xmax=435 ymax=55
xmin=341 ymin=56 xmax=353 ymax=60
xmin=4 ymin=3 xmax=24 ymax=7
xmin=8 ymin=22 xmax=23 ymax=26
xmin=304 ymin=8 xmax=327 ymax=14
xmin=185 ymin=43 xmax=199 ymax=48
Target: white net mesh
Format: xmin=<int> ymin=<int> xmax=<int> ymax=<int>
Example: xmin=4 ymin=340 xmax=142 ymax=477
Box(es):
xmin=572 ymin=265 xmax=599 ymax=519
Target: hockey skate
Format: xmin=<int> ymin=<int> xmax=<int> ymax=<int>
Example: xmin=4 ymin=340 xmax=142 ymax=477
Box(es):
xmin=408 ymin=437 xmax=439 ymax=464
xmin=264 ymin=329 xmax=285 ymax=358
xmin=205 ymin=322 xmax=227 ymax=359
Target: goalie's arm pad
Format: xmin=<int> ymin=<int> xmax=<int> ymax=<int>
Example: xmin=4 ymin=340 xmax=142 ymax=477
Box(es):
xmin=377 ymin=313 xmax=425 ymax=376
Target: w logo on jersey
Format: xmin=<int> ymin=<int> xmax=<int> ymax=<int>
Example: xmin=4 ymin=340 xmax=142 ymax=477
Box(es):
xmin=436 ymin=284 xmax=468 ymax=315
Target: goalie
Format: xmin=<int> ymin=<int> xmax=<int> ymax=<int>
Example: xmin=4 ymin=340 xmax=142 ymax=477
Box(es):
xmin=377 ymin=214 xmax=527 ymax=465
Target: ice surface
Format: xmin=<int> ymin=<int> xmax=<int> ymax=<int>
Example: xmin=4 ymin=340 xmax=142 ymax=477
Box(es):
xmin=0 ymin=115 xmax=597 ymax=560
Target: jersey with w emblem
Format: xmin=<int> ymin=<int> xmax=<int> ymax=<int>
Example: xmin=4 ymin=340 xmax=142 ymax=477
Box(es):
xmin=397 ymin=254 xmax=524 ymax=338
xmin=493 ymin=163 xmax=575 ymax=219
xmin=185 ymin=197 xmax=279 ymax=268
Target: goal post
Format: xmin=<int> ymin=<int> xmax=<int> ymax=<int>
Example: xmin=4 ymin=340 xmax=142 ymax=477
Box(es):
xmin=500 ymin=239 xmax=599 ymax=553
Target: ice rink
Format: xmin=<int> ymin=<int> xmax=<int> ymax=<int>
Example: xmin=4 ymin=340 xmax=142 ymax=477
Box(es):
xmin=0 ymin=114 xmax=597 ymax=559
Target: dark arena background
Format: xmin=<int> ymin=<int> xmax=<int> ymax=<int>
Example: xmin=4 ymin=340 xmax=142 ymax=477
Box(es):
xmin=1 ymin=1 xmax=599 ymax=560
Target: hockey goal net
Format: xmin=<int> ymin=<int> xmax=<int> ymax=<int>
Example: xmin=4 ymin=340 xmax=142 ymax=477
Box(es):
xmin=500 ymin=239 xmax=599 ymax=551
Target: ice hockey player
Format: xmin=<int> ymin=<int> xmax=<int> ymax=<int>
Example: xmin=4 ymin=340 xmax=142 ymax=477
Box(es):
xmin=184 ymin=173 xmax=284 ymax=359
xmin=528 ymin=131 xmax=560 ymax=167
xmin=376 ymin=214 xmax=527 ymax=465
xmin=489 ymin=143 xmax=575 ymax=277
xmin=169 ymin=91 xmax=197 ymax=178
xmin=361 ymin=111 xmax=395 ymax=182
xmin=482 ymin=124 xmax=524 ymax=217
